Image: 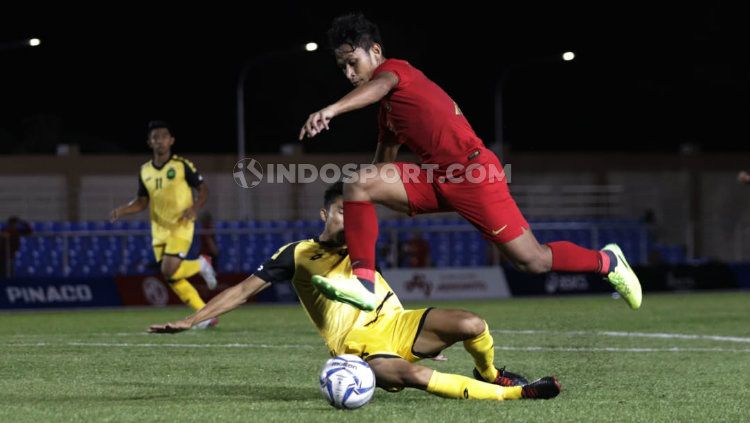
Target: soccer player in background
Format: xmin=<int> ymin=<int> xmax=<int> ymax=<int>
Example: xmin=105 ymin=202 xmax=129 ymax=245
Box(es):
xmin=111 ymin=120 xmax=218 ymax=328
xmin=299 ymin=13 xmax=642 ymax=312
xmin=149 ymin=182 xmax=560 ymax=401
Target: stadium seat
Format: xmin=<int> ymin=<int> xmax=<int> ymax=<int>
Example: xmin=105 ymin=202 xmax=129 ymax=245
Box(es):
xmin=16 ymin=218 xmax=658 ymax=277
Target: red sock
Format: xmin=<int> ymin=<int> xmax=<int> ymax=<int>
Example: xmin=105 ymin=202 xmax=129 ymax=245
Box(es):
xmin=344 ymin=200 xmax=378 ymax=282
xmin=546 ymin=241 xmax=606 ymax=274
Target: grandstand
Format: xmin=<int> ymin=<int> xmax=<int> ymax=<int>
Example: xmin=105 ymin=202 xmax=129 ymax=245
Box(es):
xmin=2 ymin=152 xmax=748 ymax=282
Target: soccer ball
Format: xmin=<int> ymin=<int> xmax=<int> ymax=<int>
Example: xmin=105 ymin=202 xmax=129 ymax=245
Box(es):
xmin=319 ymin=354 xmax=376 ymax=409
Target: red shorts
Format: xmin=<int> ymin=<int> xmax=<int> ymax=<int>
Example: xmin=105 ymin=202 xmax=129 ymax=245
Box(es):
xmin=393 ymin=149 xmax=529 ymax=243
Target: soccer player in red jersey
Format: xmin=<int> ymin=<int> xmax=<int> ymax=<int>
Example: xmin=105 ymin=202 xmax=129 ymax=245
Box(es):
xmin=299 ymin=13 xmax=641 ymax=312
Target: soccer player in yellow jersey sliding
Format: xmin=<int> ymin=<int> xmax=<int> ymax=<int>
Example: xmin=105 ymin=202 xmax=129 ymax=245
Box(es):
xmin=149 ymin=182 xmax=560 ymax=401
xmin=111 ymin=121 xmax=218 ymax=328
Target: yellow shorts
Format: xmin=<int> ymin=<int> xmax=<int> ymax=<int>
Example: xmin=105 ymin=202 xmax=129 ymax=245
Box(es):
xmin=341 ymin=308 xmax=434 ymax=363
xmin=152 ymin=236 xmax=192 ymax=262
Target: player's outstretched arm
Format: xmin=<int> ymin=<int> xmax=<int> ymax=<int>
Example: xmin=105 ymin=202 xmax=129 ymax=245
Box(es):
xmin=299 ymin=71 xmax=399 ymax=140
xmin=110 ymin=196 xmax=149 ymax=222
xmin=148 ymin=275 xmax=270 ymax=333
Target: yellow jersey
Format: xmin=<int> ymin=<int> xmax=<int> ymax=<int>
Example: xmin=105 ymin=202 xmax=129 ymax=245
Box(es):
xmin=254 ymin=238 xmax=403 ymax=355
xmin=137 ymin=154 xmax=203 ymax=241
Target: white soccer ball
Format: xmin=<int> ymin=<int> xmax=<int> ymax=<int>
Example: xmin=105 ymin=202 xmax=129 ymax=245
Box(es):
xmin=319 ymin=354 xmax=376 ymax=409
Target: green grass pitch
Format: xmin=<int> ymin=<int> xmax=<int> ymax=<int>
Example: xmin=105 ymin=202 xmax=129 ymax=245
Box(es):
xmin=1 ymin=291 xmax=748 ymax=423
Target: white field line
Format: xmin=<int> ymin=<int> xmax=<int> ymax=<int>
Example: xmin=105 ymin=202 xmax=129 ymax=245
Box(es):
xmin=3 ymin=342 xmax=749 ymax=353
xmin=491 ymin=329 xmax=750 ymax=343
xmin=4 ymin=329 xmax=749 ymax=353
xmin=3 ymin=342 xmax=316 ymax=349
xmin=494 ymin=346 xmax=750 ymax=353
xmin=6 ymin=329 xmax=747 ymax=343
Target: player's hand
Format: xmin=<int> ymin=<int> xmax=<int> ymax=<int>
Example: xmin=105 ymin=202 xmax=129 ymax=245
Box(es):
xmin=148 ymin=320 xmax=192 ymax=333
xmin=738 ymin=170 xmax=750 ymax=185
xmin=180 ymin=207 xmax=197 ymax=222
xmin=299 ymin=106 xmax=335 ymax=140
xmin=109 ymin=208 xmax=120 ymax=223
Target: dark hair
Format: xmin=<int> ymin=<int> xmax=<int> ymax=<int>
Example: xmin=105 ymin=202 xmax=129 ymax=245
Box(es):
xmin=327 ymin=12 xmax=383 ymax=52
xmin=323 ymin=182 xmax=344 ymax=209
xmin=146 ymin=120 xmax=173 ymax=138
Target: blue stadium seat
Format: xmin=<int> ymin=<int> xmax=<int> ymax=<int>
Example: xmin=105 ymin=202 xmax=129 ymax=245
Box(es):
xmin=257 ymin=221 xmax=273 ymax=229
xmin=133 ymin=221 xmax=150 ymax=230
xmin=380 ymin=219 xmax=396 ymax=230
xmin=214 ymin=221 xmax=231 ymax=230
xmin=93 ymin=221 xmax=113 ymax=231
xmin=111 ymin=220 xmax=128 ymax=230
xmin=14 ymin=218 xmax=655 ymax=277
xmin=69 ymin=221 xmax=88 ymax=231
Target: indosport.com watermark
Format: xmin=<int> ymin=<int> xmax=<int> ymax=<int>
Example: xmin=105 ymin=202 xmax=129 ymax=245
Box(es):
xmin=233 ymin=158 xmax=512 ymax=189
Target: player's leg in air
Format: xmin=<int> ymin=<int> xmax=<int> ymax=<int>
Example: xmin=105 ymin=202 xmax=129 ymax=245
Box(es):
xmin=314 ymin=160 xmax=642 ymax=311
xmin=312 ymin=163 xmax=410 ymax=311
xmin=437 ymin=152 xmax=641 ymax=310
xmin=494 ymin=228 xmax=641 ymax=309
xmin=156 ymin=237 xmax=219 ymax=328
xmin=367 ymin=308 xmax=560 ymax=401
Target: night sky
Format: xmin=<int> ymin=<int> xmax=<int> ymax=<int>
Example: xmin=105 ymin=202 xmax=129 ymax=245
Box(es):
xmin=0 ymin=2 xmax=747 ymax=155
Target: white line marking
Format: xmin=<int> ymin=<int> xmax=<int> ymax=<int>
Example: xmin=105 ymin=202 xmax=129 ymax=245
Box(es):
xmin=491 ymin=329 xmax=750 ymax=343
xmin=9 ymin=330 xmax=749 ymax=343
xmin=2 ymin=342 xmax=748 ymax=353
xmin=68 ymin=342 xmax=317 ymax=349
xmin=494 ymin=346 xmax=750 ymax=353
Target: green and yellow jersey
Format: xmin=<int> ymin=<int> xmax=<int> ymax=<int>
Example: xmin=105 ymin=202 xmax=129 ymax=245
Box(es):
xmin=254 ymin=238 xmax=403 ymax=355
xmin=138 ymin=154 xmax=203 ymax=243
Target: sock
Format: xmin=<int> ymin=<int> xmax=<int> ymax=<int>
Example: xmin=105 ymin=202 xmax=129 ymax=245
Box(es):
xmin=170 ymin=259 xmax=201 ymax=280
xmin=356 ymin=277 xmax=375 ymax=293
xmin=546 ymin=241 xmax=601 ymax=273
xmin=463 ymin=321 xmax=498 ymax=382
xmin=599 ymin=250 xmax=618 ymax=274
xmin=426 ymin=371 xmax=522 ymax=401
xmin=344 ymin=200 xmax=378 ymax=287
xmin=169 ymin=279 xmax=206 ymax=311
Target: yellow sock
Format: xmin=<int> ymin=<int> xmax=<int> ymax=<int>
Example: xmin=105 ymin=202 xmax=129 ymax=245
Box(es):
xmin=463 ymin=320 xmax=498 ymax=381
xmin=426 ymin=371 xmax=522 ymax=401
xmin=170 ymin=259 xmax=201 ymax=280
xmin=169 ymin=279 xmax=206 ymax=311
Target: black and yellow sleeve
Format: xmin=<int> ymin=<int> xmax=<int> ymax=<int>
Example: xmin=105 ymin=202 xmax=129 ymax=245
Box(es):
xmin=181 ymin=158 xmax=204 ymax=188
xmin=137 ymin=173 xmax=149 ymax=197
xmin=254 ymin=242 xmax=300 ymax=283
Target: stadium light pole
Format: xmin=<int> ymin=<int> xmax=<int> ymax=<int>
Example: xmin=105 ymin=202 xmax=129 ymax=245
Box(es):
xmin=0 ymin=37 xmax=42 ymax=52
xmin=494 ymin=51 xmax=575 ymax=155
xmin=236 ymin=42 xmax=319 ymax=161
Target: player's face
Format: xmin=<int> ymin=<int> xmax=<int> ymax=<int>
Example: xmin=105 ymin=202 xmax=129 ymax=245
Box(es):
xmin=334 ymin=43 xmax=383 ymax=87
xmin=147 ymin=128 xmax=174 ymax=155
xmin=321 ymin=197 xmax=345 ymax=244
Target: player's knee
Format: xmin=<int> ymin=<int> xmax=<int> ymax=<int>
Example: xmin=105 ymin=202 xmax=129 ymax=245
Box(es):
xmin=160 ymin=262 xmax=177 ymax=279
xmin=456 ymin=313 xmax=486 ymax=338
xmin=344 ymin=168 xmax=380 ymax=198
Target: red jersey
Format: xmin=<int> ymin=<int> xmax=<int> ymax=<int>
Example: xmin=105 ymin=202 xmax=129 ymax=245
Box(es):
xmin=372 ymin=58 xmax=485 ymax=169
